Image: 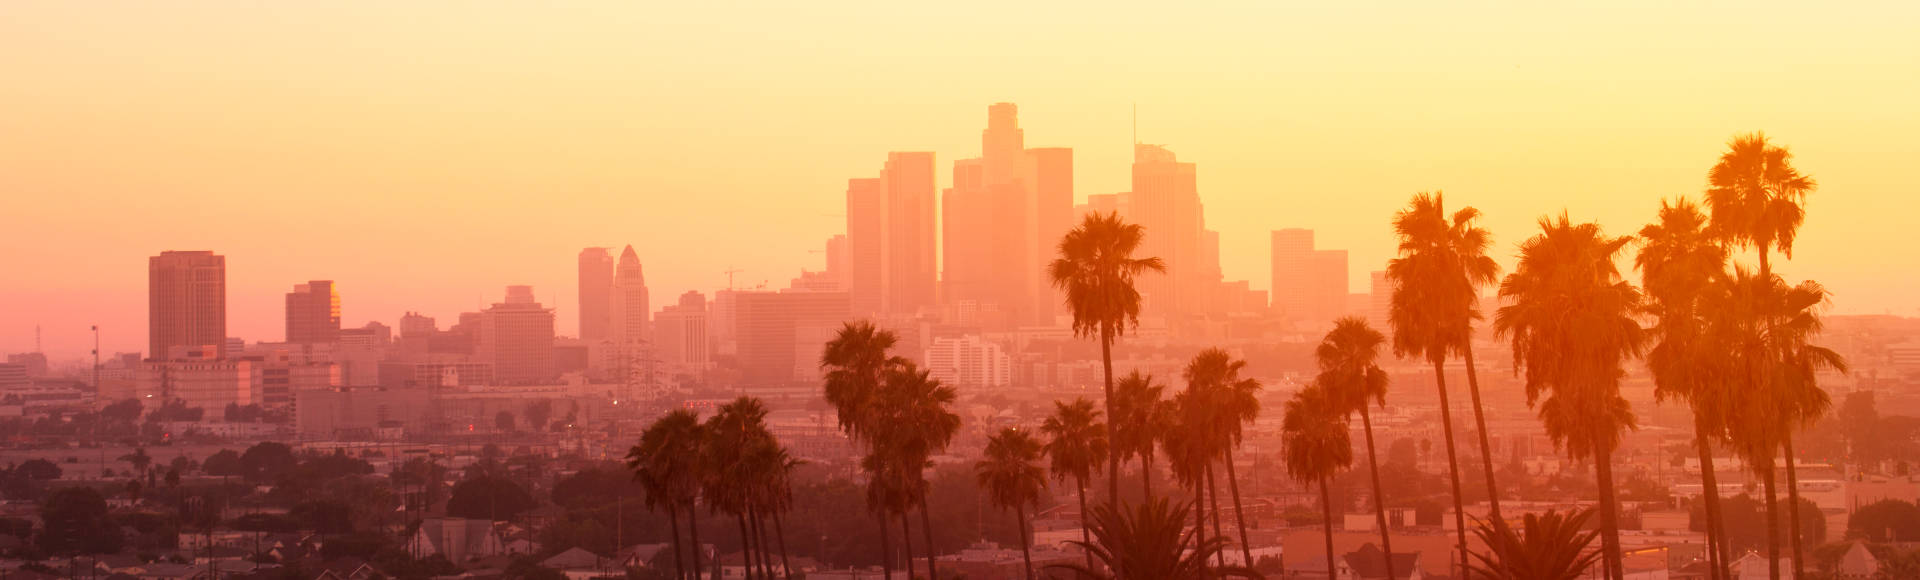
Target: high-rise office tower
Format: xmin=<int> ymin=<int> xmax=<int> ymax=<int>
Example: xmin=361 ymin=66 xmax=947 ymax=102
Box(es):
xmin=1130 ymin=144 xmax=1204 ymax=317
xmin=732 ymin=290 xmax=851 ymax=385
xmin=824 ymin=234 xmax=849 ymax=288
xmin=847 ymin=152 xmax=938 ymax=317
xmin=1271 ymin=229 xmax=1349 ymax=325
xmin=610 ymin=245 xmax=651 ymax=346
xmin=149 ymin=251 xmax=227 ymax=360
xmin=285 ymin=280 xmax=341 ymax=344
xmin=941 ymin=103 xmax=1074 ymax=328
xmin=654 ymin=291 xmax=711 ymax=368
xmin=578 ymin=247 xmax=615 ymax=341
xmin=476 ymin=286 xmax=556 ymax=385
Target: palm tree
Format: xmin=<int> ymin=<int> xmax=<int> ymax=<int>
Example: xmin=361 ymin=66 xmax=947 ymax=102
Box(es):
xmin=120 ymin=446 xmax=153 ymax=479
xmin=1049 ymin=212 xmax=1166 ymax=506
xmin=706 ymin=397 xmax=775 ymax=580
xmin=1495 ymin=214 xmax=1645 ymax=580
xmin=874 ymin=362 xmax=962 ymax=579
xmin=1282 ymin=385 xmax=1353 ymax=580
xmin=1636 ymin=197 xmax=1735 ymax=580
xmin=820 ymin=321 xmax=908 ymax=578
xmin=977 ymin=427 xmax=1049 ymax=580
xmin=1045 ymin=499 xmax=1263 ymax=580
xmin=1466 ymin=509 xmax=1602 ymax=580
xmin=1161 ymin=389 xmax=1215 ymax=559
xmin=628 ymin=409 xmax=706 ymax=580
xmin=1704 ymin=132 xmax=1823 ymax=579
xmin=1042 ymin=397 xmax=1109 ymax=572
xmin=1112 ymin=371 xmax=1170 ymax=500
xmin=1182 ymin=348 xmax=1261 ymax=567
xmin=1315 ymin=316 xmax=1396 ymax=580
xmin=745 ymin=439 xmax=801 ymax=580
xmin=1386 ymin=192 xmax=1503 ymax=576
xmin=862 ymin=449 xmax=912 ymax=580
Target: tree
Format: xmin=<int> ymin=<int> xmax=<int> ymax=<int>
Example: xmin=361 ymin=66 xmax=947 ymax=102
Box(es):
xmin=1637 ymin=197 xmax=1735 ymax=580
xmin=495 ymin=410 xmax=516 ymax=432
xmin=1042 ymin=397 xmax=1108 ymax=572
xmin=38 ymin=487 xmax=123 ymax=555
xmin=1467 ymin=509 xmax=1601 ymax=580
xmin=1049 ymin=211 xmax=1165 ymax=507
xmin=1112 ymin=371 xmax=1170 ymax=500
xmin=1387 ymin=191 xmax=1503 ymax=577
xmin=1181 ymin=348 xmax=1262 ymax=567
xmin=526 ymin=400 xmax=554 ymax=432
xmin=871 ymin=362 xmax=960 ymax=580
xmin=240 ymin=442 xmax=297 ymax=483
xmin=446 ymin=476 xmax=536 ymax=520
xmin=1704 ymin=131 xmax=1820 ymax=580
xmin=629 ymin=409 xmax=706 ymax=580
xmin=977 ymin=427 xmax=1047 ymax=580
xmin=291 ymin=499 xmax=356 ymax=534
xmin=1045 ymin=499 xmax=1261 ymax=580
xmin=1282 ymin=384 xmax=1353 ymax=580
xmin=704 ymin=397 xmax=778 ymax=580
xmin=16 ymin=458 xmax=61 ymax=480
xmin=100 ymin=399 xmax=142 ymax=423
xmin=1847 ymin=500 xmax=1920 ymax=543
xmin=819 ymin=320 xmax=908 ymax=579
xmin=1316 ymin=316 xmax=1399 ymax=580
xmin=1495 ymin=214 xmax=1645 ymax=580
xmin=203 ymin=449 xmax=243 ymax=477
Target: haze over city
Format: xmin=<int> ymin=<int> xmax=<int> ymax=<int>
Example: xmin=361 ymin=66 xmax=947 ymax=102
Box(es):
xmin=4 ymin=3 xmax=1920 ymax=580
xmin=5 ymin=1 xmax=1920 ymax=358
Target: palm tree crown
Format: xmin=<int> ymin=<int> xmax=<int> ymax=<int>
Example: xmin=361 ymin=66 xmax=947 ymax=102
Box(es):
xmin=1041 ymin=398 xmax=1109 ymax=489
xmin=1387 ymin=191 xmax=1499 ymax=364
xmin=1281 ymin=385 xmax=1353 ymax=485
xmin=1704 ymin=132 xmax=1816 ymax=262
xmin=1048 ymin=212 xmax=1166 ymax=340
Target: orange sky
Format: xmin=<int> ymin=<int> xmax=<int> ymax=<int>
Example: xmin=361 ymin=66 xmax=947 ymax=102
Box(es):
xmin=4 ymin=1 xmax=1917 ymax=358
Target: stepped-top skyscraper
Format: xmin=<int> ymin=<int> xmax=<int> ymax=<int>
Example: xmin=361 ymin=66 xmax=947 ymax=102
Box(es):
xmin=941 ymin=103 xmax=1073 ymax=328
xmin=846 ymin=151 xmax=937 ymax=317
xmin=284 ymin=280 xmax=340 ymax=344
xmin=149 ymin=251 xmax=227 ymax=360
xmin=577 ymin=247 xmax=614 ymax=341
xmin=610 ymin=245 xmax=651 ymax=346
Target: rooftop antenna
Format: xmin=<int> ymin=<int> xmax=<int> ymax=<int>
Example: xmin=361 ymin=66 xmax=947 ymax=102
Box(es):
xmin=35 ymin=325 xmax=42 ymax=353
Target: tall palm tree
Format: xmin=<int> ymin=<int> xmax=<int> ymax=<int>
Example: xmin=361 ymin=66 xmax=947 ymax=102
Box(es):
xmin=1045 ymin=499 xmax=1263 ymax=580
xmin=628 ymin=409 xmax=706 ymax=580
xmin=1466 ymin=509 xmax=1602 ymax=580
xmin=1112 ymin=371 xmax=1170 ymax=500
xmin=1282 ymin=385 xmax=1353 ymax=580
xmin=977 ymin=427 xmax=1049 ymax=580
xmin=820 ymin=321 xmax=908 ymax=578
xmin=1050 ymin=211 xmax=1166 ymax=506
xmin=1704 ymin=132 xmax=1822 ymax=579
xmin=1315 ymin=316 xmax=1396 ymax=580
xmin=874 ymin=362 xmax=962 ymax=579
xmin=1387 ymin=191 xmax=1503 ymax=577
xmin=1636 ymin=197 xmax=1735 ymax=580
xmin=1183 ymin=348 xmax=1261 ymax=567
xmin=1495 ymin=215 xmax=1645 ymax=580
xmin=745 ymin=439 xmax=800 ymax=580
xmin=1161 ymin=389 xmax=1214 ymax=559
xmin=1042 ymin=397 xmax=1109 ymax=572
xmin=706 ymin=397 xmax=776 ymax=580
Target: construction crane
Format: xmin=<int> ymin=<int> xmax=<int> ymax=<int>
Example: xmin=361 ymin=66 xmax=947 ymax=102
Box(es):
xmin=723 ymin=267 xmax=744 ymax=291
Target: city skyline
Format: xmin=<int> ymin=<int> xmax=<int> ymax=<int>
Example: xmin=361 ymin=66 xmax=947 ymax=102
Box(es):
xmin=6 ymin=2 xmax=1919 ymax=357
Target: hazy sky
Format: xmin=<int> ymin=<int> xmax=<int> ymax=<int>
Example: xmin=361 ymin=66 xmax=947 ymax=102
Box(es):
xmin=4 ymin=1 xmax=1917 ymax=359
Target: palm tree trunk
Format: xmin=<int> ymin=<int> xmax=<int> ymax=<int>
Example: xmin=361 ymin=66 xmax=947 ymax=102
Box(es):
xmin=1101 ymin=325 xmax=1120 ymax=508
xmin=1207 ymin=463 xmax=1227 ymax=568
xmin=1320 ymin=477 xmax=1338 ymax=580
xmin=900 ymin=511 xmax=917 ymax=580
xmin=1359 ymin=405 xmax=1397 ymax=580
xmin=1783 ymin=433 xmax=1808 ymax=580
xmin=1430 ymin=359 xmax=1471 ymax=580
xmin=1077 ymin=475 xmax=1094 ymax=572
xmin=773 ymin=509 xmax=794 ymax=580
xmin=919 ymin=498 xmax=939 ymax=580
xmin=1763 ymin=463 xmax=1781 ymax=580
xmin=1224 ymin=450 xmax=1254 ymax=568
xmin=756 ymin=509 xmax=777 ymax=580
xmin=1695 ymin=414 xmax=1728 ymax=580
xmin=668 ymin=502 xmax=687 ymax=580
xmin=1015 ymin=504 xmax=1035 ymax=580
xmin=1595 ymin=442 xmax=1626 ymax=580
xmin=1461 ymin=346 xmax=1502 ymax=522
xmin=1142 ymin=449 xmax=1155 ymax=501
xmin=688 ymin=501 xmax=704 ymax=580
xmin=878 ymin=510 xmax=894 ymax=580
xmin=737 ymin=513 xmax=756 ymax=580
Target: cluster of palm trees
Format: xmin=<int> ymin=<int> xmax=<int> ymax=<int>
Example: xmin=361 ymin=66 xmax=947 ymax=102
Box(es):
xmin=628 ymin=397 xmax=799 ymax=580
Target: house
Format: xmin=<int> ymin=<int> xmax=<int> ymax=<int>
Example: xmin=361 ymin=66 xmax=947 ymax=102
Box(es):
xmin=1285 ymin=554 xmax=1359 ymax=580
xmin=410 ymin=517 xmax=509 ymax=563
xmin=1729 ymin=552 xmax=1793 ymax=580
xmin=542 ymin=547 xmax=618 ymax=580
xmin=1837 ymin=542 xmax=1881 ymax=579
xmin=1343 ymin=543 xmax=1422 ymax=580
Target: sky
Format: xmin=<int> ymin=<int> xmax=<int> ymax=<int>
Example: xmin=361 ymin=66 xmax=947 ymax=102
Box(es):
xmin=3 ymin=1 xmax=1918 ymax=359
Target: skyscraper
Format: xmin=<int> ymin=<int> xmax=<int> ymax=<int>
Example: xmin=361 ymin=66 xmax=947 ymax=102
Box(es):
xmin=1129 ymin=144 xmax=1205 ymax=318
xmin=610 ymin=245 xmax=650 ymax=346
xmin=149 ymin=250 xmax=227 ymax=360
xmin=732 ymin=290 xmax=850 ymax=386
xmin=1271 ymin=229 xmax=1349 ymax=325
xmin=285 ymin=280 xmax=341 ymax=344
xmin=476 ymin=286 xmax=555 ymax=385
xmin=941 ymin=103 xmax=1074 ymax=328
xmin=654 ymin=291 xmax=711 ymax=368
xmin=847 ymin=152 xmax=938 ymax=317
xmin=578 ymin=247 xmax=615 ymax=341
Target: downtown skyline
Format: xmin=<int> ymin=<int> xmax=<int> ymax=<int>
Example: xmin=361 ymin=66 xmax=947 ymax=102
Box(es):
xmin=5 ymin=2 xmax=1918 ymax=357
